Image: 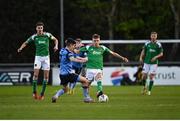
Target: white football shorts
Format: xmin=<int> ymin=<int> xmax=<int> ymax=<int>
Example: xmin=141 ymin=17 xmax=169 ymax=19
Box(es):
xmin=142 ymin=63 xmax=158 ymax=74
xmin=86 ymin=69 xmax=103 ymax=82
xmin=34 ymin=56 xmax=50 ymax=70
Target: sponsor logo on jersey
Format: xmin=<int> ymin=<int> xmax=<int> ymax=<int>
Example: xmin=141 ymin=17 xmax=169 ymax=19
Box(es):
xmin=92 ymin=51 xmax=101 ymax=55
xmin=38 ymin=41 xmax=46 ymax=44
xmin=149 ymin=49 xmax=156 ymax=52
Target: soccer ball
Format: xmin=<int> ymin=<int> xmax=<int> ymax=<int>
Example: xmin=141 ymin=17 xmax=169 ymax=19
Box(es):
xmin=98 ymin=94 xmax=109 ymax=103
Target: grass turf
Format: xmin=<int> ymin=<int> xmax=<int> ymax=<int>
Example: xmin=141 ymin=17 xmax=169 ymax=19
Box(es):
xmin=0 ymin=85 xmax=180 ymax=119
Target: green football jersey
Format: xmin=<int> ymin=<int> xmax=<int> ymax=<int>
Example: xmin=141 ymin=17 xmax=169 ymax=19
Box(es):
xmin=26 ymin=32 xmax=53 ymax=56
xmin=143 ymin=41 xmax=163 ymax=64
xmin=80 ymin=45 xmax=111 ymax=69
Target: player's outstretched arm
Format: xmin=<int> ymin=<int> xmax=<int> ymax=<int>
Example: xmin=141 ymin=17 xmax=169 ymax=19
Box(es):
xmin=139 ymin=49 xmax=145 ymax=64
xmin=69 ymin=57 xmax=87 ymax=63
xmin=17 ymin=42 xmax=28 ymax=53
xmin=110 ymin=51 xmax=129 ymax=62
xmin=76 ymin=56 xmax=88 ymax=62
xmin=51 ymin=36 xmax=58 ymax=52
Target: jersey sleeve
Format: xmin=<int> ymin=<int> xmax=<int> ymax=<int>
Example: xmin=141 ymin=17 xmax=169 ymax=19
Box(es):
xmin=68 ymin=52 xmax=74 ymax=59
xmin=45 ymin=32 xmax=54 ymax=40
xmin=26 ymin=35 xmax=35 ymax=44
xmin=60 ymin=48 xmax=74 ymax=60
xmin=101 ymin=45 xmax=111 ymax=53
xmin=143 ymin=41 xmax=149 ymax=54
xmin=158 ymin=42 xmax=163 ymax=53
xmin=80 ymin=46 xmax=88 ymax=52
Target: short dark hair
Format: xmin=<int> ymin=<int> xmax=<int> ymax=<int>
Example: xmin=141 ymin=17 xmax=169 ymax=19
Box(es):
xmin=151 ymin=32 xmax=157 ymax=35
xmin=36 ymin=22 xmax=44 ymax=27
xmin=92 ymin=34 xmax=100 ymax=39
xmin=75 ymin=38 xmax=81 ymax=42
xmin=66 ymin=38 xmax=76 ymax=46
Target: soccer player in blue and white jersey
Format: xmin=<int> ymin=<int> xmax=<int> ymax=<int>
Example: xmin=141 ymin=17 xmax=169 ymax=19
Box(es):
xmin=52 ymin=38 xmax=93 ymax=103
xmin=68 ymin=38 xmax=87 ymax=94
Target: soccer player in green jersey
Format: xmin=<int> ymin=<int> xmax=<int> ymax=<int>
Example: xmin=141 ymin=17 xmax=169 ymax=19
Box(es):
xmin=139 ymin=32 xmax=163 ymax=95
xmin=17 ymin=22 xmax=58 ymax=100
xmin=77 ymin=34 xmax=128 ymax=98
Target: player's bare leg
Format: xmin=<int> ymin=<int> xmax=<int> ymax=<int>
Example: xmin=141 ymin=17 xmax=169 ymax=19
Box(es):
xmin=79 ymin=76 xmax=94 ymax=103
xmin=52 ymin=85 xmax=68 ymax=103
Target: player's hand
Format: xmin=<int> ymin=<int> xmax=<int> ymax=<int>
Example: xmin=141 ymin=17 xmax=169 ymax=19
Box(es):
xmin=78 ymin=58 xmax=88 ymax=63
xmin=83 ymin=57 xmax=88 ymax=62
xmin=54 ymin=46 xmax=58 ymax=52
xmin=151 ymin=57 xmax=156 ymax=62
xmin=123 ymin=57 xmax=129 ymax=62
xmin=81 ymin=58 xmax=88 ymax=63
xmin=76 ymin=56 xmax=88 ymax=62
xmin=17 ymin=48 xmax=22 ymax=53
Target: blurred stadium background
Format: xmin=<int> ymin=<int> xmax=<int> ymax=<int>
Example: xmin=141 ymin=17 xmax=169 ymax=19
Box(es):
xmin=0 ymin=0 xmax=180 ymax=119
xmin=0 ymin=0 xmax=180 ymax=85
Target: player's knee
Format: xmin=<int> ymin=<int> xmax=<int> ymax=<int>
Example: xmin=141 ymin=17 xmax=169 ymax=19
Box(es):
xmin=84 ymin=79 xmax=92 ymax=87
xmin=82 ymin=81 xmax=89 ymax=87
xmin=95 ymin=73 xmax=102 ymax=81
xmin=149 ymin=74 xmax=155 ymax=80
xmin=63 ymin=87 xmax=68 ymax=93
xmin=142 ymin=76 xmax=146 ymax=80
xmin=88 ymin=81 xmax=92 ymax=86
xmin=142 ymin=74 xmax=147 ymax=80
xmin=33 ymin=74 xmax=38 ymax=80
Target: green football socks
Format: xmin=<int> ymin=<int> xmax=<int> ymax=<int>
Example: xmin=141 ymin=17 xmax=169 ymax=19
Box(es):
xmin=41 ymin=80 xmax=47 ymax=96
xmin=97 ymin=81 xmax=103 ymax=92
xmin=32 ymin=80 xmax=37 ymax=93
xmin=148 ymin=81 xmax=154 ymax=91
xmin=142 ymin=79 xmax=146 ymax=86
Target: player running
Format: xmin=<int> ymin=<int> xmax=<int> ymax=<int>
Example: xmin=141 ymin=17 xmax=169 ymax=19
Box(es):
xmin=139 ymin=32 xmax=163 ymax=95
xmin=76 ymin=34 xmax=128 ymax=98
xmin=17 ymin=22 xmax=58 ymax=100
xmin=52 ymin=38 xmax=93 ymax=103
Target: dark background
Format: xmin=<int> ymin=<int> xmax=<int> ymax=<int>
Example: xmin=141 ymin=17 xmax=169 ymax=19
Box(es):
xmin=0 ymin=0 xmax=179 ymax=64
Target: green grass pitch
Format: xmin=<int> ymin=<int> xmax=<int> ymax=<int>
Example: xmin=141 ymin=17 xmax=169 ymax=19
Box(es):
xmin=0 ymin=85 xmax=180 ymax=119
